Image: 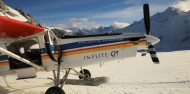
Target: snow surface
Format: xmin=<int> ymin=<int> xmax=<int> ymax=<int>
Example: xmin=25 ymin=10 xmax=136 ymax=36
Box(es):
xmin=0 ymin=50 xmax=190 ymax=94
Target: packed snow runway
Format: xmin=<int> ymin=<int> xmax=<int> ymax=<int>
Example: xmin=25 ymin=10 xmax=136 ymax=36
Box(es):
xmin=0 ymin=50 xmax=190 ymax=94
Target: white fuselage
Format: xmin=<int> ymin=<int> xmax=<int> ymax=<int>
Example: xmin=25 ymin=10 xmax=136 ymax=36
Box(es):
xmin=43 ymin=33 xmax=149 ymax=71
xmin=0 ymin=31 xmax=159 ymax=75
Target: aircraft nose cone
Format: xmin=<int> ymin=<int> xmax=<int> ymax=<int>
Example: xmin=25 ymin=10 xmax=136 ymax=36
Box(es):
xmin=146 ymin=35 xmax=160 ymax=45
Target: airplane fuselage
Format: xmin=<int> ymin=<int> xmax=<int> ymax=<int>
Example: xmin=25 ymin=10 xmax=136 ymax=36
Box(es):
xmin=0 ymin=31 xmax=158 ymax=76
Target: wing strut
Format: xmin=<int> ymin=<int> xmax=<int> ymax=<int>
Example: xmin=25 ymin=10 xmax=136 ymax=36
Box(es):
xmin=0 ymin=47 xmax=45 ymax=71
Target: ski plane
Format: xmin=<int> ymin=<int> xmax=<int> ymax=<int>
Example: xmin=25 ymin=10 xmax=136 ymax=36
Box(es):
xmin=0 ymin=4 xmax=160 ymax=94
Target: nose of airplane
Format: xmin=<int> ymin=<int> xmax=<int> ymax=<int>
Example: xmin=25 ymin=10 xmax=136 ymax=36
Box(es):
xmin=145 ymin=35 xmax=160 ymax=45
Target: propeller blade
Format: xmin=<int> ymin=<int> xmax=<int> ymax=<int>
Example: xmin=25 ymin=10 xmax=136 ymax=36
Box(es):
xmin=148 ymin=43 xmax=159 ymax=64
xmin=143 ymin=4 xmax=150 ymax=35
xmin=143 ymin=4 xmax=160 ymax=64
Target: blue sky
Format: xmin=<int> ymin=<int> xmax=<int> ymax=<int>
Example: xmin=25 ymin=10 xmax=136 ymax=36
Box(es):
xmin=4 ymin=0 xmax=180 ymax=29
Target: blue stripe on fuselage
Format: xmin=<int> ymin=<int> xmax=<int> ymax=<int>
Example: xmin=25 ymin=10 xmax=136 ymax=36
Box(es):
xmin=0 ymin=55 xmax=8 ymax=61
xmin=35 ymin=36 xmax=146 ymax=55
xmin=62 ymin=36 xmax=145 ymax=51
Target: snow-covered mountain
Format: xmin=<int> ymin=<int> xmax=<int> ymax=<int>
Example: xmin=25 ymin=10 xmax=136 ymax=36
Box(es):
xmin=0 ymin=1 xmax=28 ymax=22
xmin=117 ymin=7 xmax=190 ymax=51
xmin=73 ymin=7 xmax=190 ymax=51
xmin=84 ymin=26 xmax=118 ymax=35
xmin=66 ymin=25 xmax=118 ymax=36
xmin=0 ymin=0 xmax=38 ymax=25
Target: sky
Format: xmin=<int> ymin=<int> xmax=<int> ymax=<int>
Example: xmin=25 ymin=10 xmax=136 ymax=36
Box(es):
xmin=3 ymin=0 xmax=188 ymax=29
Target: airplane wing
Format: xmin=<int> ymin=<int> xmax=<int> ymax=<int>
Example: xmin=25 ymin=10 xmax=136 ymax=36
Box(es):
xmin=0 ymin=16 xmax=45 ymax=38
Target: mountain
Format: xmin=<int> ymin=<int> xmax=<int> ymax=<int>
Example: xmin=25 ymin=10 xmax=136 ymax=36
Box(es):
xmin=74 ymin=7 xmax=190 ymax=51
xmin=85 ymin=26 xmax=118 ymax=35
xmin=69 ymin=25 xmax=119 ymax=36
xmin=0 ymin=0 xmax=28 ymax=22
xmin=0 ymin=0 xmax=39 ymax=25
xmin=117 ymin=7 xmax=190 ymax=51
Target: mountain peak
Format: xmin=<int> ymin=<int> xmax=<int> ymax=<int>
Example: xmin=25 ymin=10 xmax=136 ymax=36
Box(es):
xmin=165 ymin=7 xmax=177 ymax=12
xmin=165 ymin=6 xmax=189 ymax=15
xmin=162 ymin=7 xmax=181 ymax=16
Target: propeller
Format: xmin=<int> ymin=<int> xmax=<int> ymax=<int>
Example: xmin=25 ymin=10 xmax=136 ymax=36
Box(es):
xmin=143 ymin=4 xmax=150 ymax=35
xmin=143 ymin=4 xmax=159 ymax=64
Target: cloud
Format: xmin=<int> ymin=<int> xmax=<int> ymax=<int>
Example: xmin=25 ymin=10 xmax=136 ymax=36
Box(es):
xmin=92 ymin=4 xmax=169 ymax=23
xmin=111 ymin=21 xmax=129 ymax=28
xmin=57 ymin=18 xmax=100 ymax=29
xmin=92 ymin=5 xmax=142 ymax=19
xmin=172 ymin=0 xmax=190 ymax=12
